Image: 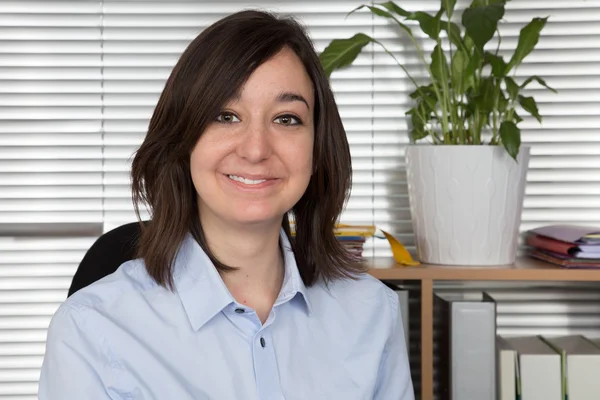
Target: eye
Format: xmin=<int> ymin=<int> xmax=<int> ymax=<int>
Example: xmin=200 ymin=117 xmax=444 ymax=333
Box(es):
xmin=216 ymin=112 xmax=240 ymax=123
xmin=274 ymin=114 xmax=302 ymax=126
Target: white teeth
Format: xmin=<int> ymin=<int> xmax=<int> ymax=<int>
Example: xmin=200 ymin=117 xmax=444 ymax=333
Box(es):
xmin=228 ymin=175 xmax=267 ymax=185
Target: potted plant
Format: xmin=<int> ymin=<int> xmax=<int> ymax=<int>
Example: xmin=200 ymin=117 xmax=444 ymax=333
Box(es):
xmin=319 ymin=0 xmax=556 ymax=265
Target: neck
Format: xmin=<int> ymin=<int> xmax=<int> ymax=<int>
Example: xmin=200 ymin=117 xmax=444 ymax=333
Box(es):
xmin=199 ymin=211 xmax=285 ymax=319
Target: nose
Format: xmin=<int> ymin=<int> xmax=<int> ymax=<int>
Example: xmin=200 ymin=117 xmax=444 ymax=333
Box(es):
xmin=236 ymin=120 xmax=272 ymax=163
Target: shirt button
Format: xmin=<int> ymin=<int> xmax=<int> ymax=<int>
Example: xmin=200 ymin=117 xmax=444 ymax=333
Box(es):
xmin=260 ymin=337 xmax=266 ymax=348
xmin=234 ymin=308 xmax=245 ymax=314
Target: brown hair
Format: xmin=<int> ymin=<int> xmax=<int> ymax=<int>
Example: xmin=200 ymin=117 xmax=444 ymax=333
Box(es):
xmin=131 ymin=9 xmax=367 ymax=290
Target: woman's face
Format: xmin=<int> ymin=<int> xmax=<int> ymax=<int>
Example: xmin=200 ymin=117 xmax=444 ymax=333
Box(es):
xmin=190 ymin=47 xmax=315 ymax=228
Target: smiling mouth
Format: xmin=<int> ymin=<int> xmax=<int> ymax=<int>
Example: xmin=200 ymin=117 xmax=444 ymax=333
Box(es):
xmin=227 ymin=174 xmax=271 ymax=185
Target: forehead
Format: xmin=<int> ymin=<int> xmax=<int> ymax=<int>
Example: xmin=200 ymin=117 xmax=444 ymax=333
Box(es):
xmin=233 ymin=47 xmax=314 ymax=105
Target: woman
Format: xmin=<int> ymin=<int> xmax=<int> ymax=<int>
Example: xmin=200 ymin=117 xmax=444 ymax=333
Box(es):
xmin=39 ymin=10 xmax=414 ymax=400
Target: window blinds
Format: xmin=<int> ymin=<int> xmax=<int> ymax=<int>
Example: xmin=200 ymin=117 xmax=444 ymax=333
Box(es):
xmin=0 ymin=0 xmax=599 ymax=398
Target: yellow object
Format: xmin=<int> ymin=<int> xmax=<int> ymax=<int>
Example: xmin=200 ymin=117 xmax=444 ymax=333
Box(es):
xmin=380 ymin=230 xmax=420 ymax=266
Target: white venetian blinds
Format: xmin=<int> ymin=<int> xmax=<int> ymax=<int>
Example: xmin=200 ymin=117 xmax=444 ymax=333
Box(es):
xmin=5 ymin=0 xmax=598 ymax=255
xmin=0 ymin=1 xmax=600 ymax=398
xmin=0 ymin=2 xmax=102 ymax=398
xmin=0 ymin=1 xmax=103 ymax=234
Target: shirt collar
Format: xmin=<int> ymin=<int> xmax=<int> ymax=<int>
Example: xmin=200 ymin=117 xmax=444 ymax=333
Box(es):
xmin=172 ymin=228 xmax=312 ymax=331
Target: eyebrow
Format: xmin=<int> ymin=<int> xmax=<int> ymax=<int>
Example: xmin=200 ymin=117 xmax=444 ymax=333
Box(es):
xmin=230 ymin=90 xmax=311 ymax=110
xmin=276 ymin=92 xmax=310 ymax=110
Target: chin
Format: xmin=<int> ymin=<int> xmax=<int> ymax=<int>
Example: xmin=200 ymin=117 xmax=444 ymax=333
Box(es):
xmin=225 ymin=204 xmax=285 ymax=226
xmin=228 ymin=213 xmax=283 ymax=227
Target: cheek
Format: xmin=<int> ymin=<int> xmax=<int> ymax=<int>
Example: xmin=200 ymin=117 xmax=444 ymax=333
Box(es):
xmin=190 ymin=134 xmax=227 ymax=174
xmin=189 ymin=141 xmax=218 ymax=193
xmin=290 ymin=138 xmax=314 ymax=182
xmin=189 ymin=147 xmax=206 ymax=180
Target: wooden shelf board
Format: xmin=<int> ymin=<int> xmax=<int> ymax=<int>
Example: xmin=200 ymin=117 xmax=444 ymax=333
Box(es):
xmin=368 ymin=257 xmax=600 ymax=282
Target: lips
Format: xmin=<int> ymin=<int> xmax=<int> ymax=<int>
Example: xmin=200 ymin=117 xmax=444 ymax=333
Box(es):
xmin=228 ymin=174 xmax=268 ymax=185
xmin=222 ymin=173 xmax=280 ymax=190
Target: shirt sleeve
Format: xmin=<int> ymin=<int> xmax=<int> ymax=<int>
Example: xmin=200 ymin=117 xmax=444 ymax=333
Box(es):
xmin=373 ymin=288 xmax=415 ymax=400
xmin=38 ymin=303 xmax=123 ymax=400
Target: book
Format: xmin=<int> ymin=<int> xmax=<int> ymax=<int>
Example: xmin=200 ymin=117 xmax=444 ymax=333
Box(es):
xmin=530 ymin=225 xmax=600 ymax=245
xmin=543 ymin=335 xmax=600 ymax=400
xmin=526 ymin=233 xmax=600 ymax=258
xmin=497 ymin=336 xmax=517 ymax=400
xmin=504 ymin=336 xmax=561 ymax=400
xmin=528 ymin=249 xmax=600 ymax=269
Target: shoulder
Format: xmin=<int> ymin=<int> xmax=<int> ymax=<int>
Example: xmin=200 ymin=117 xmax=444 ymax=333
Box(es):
xmin=47 ymin=258 xmax=167 ymax=355
xmin=62 ymin=258 xmax=161 ymax=317
xmin=322 ymin=272 xmax=397 ymax=306
xmin=309 ymin=272 xmax=399 ymax=328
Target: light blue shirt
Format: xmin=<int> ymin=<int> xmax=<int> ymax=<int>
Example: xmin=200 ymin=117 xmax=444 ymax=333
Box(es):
xmin=39 ymin=230 xmax=414 ymax=399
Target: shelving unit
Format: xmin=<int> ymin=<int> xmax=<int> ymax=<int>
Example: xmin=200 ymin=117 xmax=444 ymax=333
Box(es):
xmin=368 ymin=257 xmax=600 ymax=400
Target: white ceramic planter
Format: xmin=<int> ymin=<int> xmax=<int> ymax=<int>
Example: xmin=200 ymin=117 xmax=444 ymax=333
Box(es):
xmin=405 ymin=145 xmax=530 ymax=265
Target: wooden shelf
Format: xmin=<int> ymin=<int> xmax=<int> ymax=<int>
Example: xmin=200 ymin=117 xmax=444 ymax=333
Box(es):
xmin=368 ymin=256 xmax=600 ymax=400
xmin=368 ymin=256 xmax=600 ymax=281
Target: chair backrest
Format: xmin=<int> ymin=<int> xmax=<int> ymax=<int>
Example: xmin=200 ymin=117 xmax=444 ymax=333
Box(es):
xmin=68 ymin=221 xmax=145 ymax=297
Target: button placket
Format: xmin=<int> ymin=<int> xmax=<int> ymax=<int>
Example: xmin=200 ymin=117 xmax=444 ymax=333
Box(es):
xmin=253 ymin=329 xmax=285 ymax=400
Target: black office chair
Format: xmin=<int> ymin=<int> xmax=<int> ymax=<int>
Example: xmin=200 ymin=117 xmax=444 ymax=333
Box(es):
xmin=68 ymin=221 xmax=145 ymax=297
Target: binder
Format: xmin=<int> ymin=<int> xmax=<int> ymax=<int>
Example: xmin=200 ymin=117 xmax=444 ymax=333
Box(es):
xmin=504 ymin=336 xmax=561 ymax=400
xmin=434 ymin=292 xmax=497 ymax=400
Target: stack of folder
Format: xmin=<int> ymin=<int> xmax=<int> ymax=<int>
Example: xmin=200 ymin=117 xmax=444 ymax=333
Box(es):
xmin=333 ymin=224 xmax=374 ymax=261
xmin=526 ymin=225 xmax=600 ymax=268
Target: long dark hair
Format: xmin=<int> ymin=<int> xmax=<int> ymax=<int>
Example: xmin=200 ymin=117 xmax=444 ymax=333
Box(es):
xmin=131 ymin=10 xmax=367 ymax=290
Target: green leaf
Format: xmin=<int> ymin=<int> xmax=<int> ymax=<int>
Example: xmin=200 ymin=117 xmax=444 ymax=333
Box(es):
xmin=410 ymin=127 xmax=429 ymax=142
xmin=484 ymin=52 xmax=507 ymax=77
xmin=441 ymin=0 xmax=457 ymax=19
xmin=378 ymin=1 xmax=411 ymax=17
xmin=462 ymin=4 xmax=505 ymax=53
xmin=409 ymin=87 xmax=423 ymax=99
xmin=423 ymin=94 xmax=438 ymax=112
xmin=500 ymin=121 xmax=521 ymax=160
xmin=407 ymin=108 xmax=429 ymax=141
xmin=512 ymin=111 xmax=523 ymax=124
xmin=506 ymin=17 xmax=548 ymax=73
xmin=480 ymin=76 xmax=497 ymax=114
xmin=498 ymin=92 xmax=508 ymax=113
xmin=464 ymin=34 xmax=475 ymax=53
xmin=410 ymin=85 xmax=438 ymax=109
xmin=352 ymin=4 xmax=415 ymax=39
xmin=463 ymin=91 xmax=476 ymax=118
xmin=463 ymin=50 xmax=481 ymax=91
xmin=505 ymin=76 xmax=519 ymax=100
xmin=431 ymin=44 xmax=449 ymax=84
xmin=351 ymin=4 xmax=398 ymax=20
xmin=408 ymin=87 xmax=438 ymax=114
xmin=466 ymin=43 xmax=482 ymax=70
xmin=441 ymin=22 xmax=463 ymax=50
xmin=521 ymin=75 xmax=557 ymax=93
xmin=451 ymin=49 xmax=469 ymax=94
xmin=407 ymin=11 xmax=441 ymax=39
xmin=319 ymin=33 xmax=373 ymax=77
xmin=519 ymin=95 xmax=542 ymax=123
